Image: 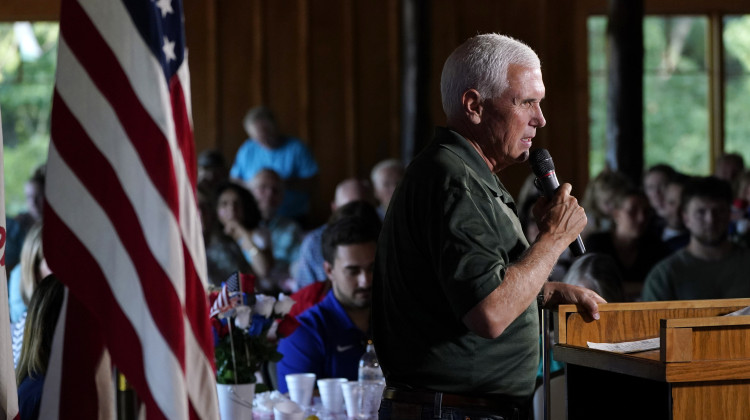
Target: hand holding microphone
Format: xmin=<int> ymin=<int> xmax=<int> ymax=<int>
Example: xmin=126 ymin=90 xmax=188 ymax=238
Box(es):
xmin=529 ymin=149 xmax=586 ymax=257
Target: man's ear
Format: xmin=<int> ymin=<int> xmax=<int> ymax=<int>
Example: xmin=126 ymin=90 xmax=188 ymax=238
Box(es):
xmin=461 ymin=89 xmax=483 ymax=124
xmin=324 ymin=261 xmax=334 ymax=279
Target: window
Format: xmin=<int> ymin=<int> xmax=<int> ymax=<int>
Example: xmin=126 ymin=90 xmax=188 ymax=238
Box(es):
xmin=0 ymin=22 xmax=58 ymax=216
xmin=588 ymin=14 xmax=750 ymax=177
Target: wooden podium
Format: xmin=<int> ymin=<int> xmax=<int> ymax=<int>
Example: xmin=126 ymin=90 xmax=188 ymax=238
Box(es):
xmin=554 ymin=299 xmax=750 ymax=419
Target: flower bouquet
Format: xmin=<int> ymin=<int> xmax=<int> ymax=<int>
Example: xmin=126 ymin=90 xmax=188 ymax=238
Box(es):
xmin=209 ymin=272 xmax=298 ymax=419
xmin=209 ymin=272 xmax=297 ymax=388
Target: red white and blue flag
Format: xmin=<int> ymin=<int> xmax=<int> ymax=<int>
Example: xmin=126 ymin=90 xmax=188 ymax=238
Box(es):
xmin=42 ymin=0 xmax=218 ymax=418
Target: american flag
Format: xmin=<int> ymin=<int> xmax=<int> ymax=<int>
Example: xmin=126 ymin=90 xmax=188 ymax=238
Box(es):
xmin=41 ymin=0 xmax=218 ymax=418
xmin=0 ymin=110 xmax=20 ymax=420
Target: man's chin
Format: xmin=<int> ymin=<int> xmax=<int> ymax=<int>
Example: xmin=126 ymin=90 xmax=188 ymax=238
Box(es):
xmin=516 ymin=150 xmax=530 ymax=163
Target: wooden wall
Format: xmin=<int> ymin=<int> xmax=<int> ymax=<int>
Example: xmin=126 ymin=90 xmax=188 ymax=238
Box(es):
xmin=184 ymin=0 xmax=589 ymax=223
xmin=10 ymin=0 xmax=748 ymax=224
xmin=186 ymin=0 xmax=402 ymax=224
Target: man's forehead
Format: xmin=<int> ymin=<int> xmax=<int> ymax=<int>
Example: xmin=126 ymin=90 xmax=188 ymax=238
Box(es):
xmin=686 ymin=197 xmax=729 ymax=209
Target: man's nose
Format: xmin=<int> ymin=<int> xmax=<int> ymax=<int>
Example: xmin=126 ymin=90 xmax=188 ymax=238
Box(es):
xmin=359 ymin=272 xmax=373 ymax=288
xmin=533 ymin=104 xmax=546 ymax=128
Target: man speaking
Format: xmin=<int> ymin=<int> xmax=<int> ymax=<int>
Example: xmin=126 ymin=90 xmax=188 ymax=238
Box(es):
xmin=373 ymin=34 xmax=605 ymax=420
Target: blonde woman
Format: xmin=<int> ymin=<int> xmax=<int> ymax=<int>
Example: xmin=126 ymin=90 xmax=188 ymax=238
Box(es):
xmin=10 ymin=224 xmax=52 ymax=367
xmin=16 ymin=275 xmax=64 ymax=420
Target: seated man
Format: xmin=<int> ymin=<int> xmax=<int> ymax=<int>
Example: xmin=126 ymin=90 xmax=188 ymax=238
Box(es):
xmin=276 ymin=210 xmax=381 ymax=393
xmin=230 ymin=106 xmax=319 ymax=221
xmin=370 ymin=159 xmax=405 ymax=220
xmin=248 ymin=168 xmax=304 ymax=291
xmin=293 ymin=178 xmax=373 ymax=288
xmin=642 ymin=176 xmax=750 ymax=301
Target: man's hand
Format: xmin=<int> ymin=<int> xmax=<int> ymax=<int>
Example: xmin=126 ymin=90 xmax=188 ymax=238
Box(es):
xmin=540 ymin=282 xmax=606 ymax=322
xmin=532 ymin=183 xmax=586 ymax=253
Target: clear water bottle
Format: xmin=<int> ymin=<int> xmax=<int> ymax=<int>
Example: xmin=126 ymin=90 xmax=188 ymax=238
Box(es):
xmin=358 ymin=340 xmax=384 ymax=382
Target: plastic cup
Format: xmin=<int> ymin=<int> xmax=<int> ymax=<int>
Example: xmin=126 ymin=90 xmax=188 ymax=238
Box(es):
xmin=317 ymin=378 xmax=348 ymax=414
xmin=341 ymin=381 xmax=364 ymax=419
xmin=285 ymin=373 xmax=317 ymax=407
xmin=274 ymin=400 xmax=305 ymax=420
xmin=360 ymin=380 xmax=385 ymax=419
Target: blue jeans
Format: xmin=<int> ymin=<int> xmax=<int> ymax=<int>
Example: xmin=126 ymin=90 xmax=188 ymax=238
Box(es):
xmin=378 ymin=399 xmax=529 ymax=420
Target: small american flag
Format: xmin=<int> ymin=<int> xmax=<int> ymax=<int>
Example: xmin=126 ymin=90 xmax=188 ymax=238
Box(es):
xmin=42 ymin=0 xmax=218 ymax=418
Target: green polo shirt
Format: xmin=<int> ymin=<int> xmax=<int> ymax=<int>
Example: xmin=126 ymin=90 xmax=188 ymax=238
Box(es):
xmin=373 ymin=127 xmax=539 ymax=398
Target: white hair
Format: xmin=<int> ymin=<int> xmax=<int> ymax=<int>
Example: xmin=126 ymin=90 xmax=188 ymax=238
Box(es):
xmin=370 ymin=158 xmax=405 ymax=185
xmin=440 ymin=33 xmax=541 ymax=121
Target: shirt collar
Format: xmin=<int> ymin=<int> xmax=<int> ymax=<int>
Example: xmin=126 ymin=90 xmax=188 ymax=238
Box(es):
xmin=435 ymin=127 xmax=517 ymax=211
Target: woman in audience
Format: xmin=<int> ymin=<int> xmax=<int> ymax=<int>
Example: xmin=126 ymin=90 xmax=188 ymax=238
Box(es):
xmin=643 ymin=164 xmax=677 ymax=228
xmin=213 ymin=182 xmax=275 ymax=290
xmin=581 ymin=169 xmax=631 ymax=239
xmin=16 ymin=275 xmax=65 ymax=420
xmin=10 ymin=223 xmax=52 ymax=367
xmin=585 ymin=188 xmax=670 ymax=301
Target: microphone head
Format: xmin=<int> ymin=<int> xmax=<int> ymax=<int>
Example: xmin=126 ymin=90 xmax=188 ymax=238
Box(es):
xmin=530 ymin=148 xmax=555 ymax=177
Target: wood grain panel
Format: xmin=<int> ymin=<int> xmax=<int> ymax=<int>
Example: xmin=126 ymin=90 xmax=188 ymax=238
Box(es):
xmin=0 ymin=0 xmax=59 ymax=21
xmin=184 ymin=0 xmax=217 ymax=153
xmin=308 ymin=0 xmax=348 ymax=214
xmin=559 ymin=299 xmax=750 ymax=346
xmin=672 ymin=381 xmax=750 ymax=419
xmin=264 ymin=1 xmax=303 ymax=139
xmin=215 ymin=0 xmax=258 ymax=157
xmin=354 ymin=0 xmax=400 ymax=173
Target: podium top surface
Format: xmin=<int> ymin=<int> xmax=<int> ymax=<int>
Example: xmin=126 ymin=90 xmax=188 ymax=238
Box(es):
xmin=556 ymin=298 xmax=750 ymax=383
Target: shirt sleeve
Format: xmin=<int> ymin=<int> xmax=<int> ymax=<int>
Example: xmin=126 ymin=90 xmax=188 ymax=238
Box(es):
xmin=291 ymin=141 xmax=319 ymax=179
xmin=433 ymin=186 xmax=525 ymax=319
xmin=229 ymin=141 xmax=250 ymax=179
xmin=276 ymin=323 xmax=324 ymax=393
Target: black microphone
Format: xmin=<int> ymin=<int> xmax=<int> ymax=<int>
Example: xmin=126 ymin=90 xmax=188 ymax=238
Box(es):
xmin=529 ymin=148 xmax=586 ymax=257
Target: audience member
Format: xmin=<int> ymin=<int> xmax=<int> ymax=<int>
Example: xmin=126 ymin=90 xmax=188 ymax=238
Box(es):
xmin=370 ymin=159 xmax=405 ymax=219
xmin=10 ymin=224 xmax=51 ymax=367
xmin=642 ymin=177 xmax=750 ymax=301
xmin=561 ymin=254 xmax=625 ymax=303
xmin=581 ymin=168 xmax=631 ymax=238
xmin=293 ymin=178 xmax=373 ymax=289
xmin=660 ymin=174 xmax=690 ymax=251
xmin=204 ymin=182 xmax=269 ymax=289
xmin=276 ymin=211 xmax=382 ymax=392
xmin=7 ymin=165 xmax=45 ymax=276
xmin=585 ymin=188 xmax=670 ymax=300
xmin=216 ymin=182 xmax=275 ymax=285
xmin=643 ymin=164 xmax=677 ymax=223
xmin=16 ymin=274 xmax=65 ymax=420
xmin=248 ymin=169 xmax=304 ymax=292
xmin=714 ymin=152 xmax=745 ymax=194
xmin=230 ymin=106 xmax=319 ymax=222
xmin=286 ymin=201 xmax=381 ymax=318
xmin=197 ymin=149 xmax=229 ymax=193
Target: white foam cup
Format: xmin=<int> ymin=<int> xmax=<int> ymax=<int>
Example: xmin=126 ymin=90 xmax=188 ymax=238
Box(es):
xmin=317 ymin=378 xmax=348 ymax=414
xmin=285 ymin=373 xmax=317 ymax=407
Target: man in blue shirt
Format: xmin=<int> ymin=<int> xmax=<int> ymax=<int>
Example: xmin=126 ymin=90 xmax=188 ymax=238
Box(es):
xmin=276 ymin=207 xmax=381 ymax=393
xmin=230 ymin=106 xmax=319 ymax=221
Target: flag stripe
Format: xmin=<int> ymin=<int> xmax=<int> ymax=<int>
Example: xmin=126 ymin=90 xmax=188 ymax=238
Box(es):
xmin=61 ymin=0 xmax=180 ymax=228
xmin=50 ymin=92 xmax=186 ymax=365
xmin=45 ymin=144 xmax=188 ymax=419
xmin=0 ymin=108 xmax=19 ymax=420
xmin=72 ymin=0 xmax=208 ymax=291
xmin=42 ymin=209 xmax=164 ymax=419
xmin=54 ymin=39 xmax=216 ymax=415
xmin=46 ymin=0 xmax=218 ymax=417
xmin=57 ymin=295 xmax=110 ymax=418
